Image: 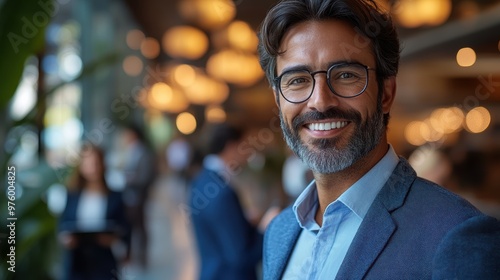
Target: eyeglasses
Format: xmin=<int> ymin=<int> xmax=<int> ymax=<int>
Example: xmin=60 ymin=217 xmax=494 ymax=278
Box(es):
xmin=274 ymin=62 xmax=375 ymax=104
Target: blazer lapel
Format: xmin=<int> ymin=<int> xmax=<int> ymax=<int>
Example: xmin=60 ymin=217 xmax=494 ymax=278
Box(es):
xmin=335 ymin=159 xmax=417 ymax=279
xmin=265 ymin=207 xmax=302 ymax=279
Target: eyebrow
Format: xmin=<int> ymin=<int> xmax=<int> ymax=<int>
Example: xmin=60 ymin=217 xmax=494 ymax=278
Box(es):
xmin=278 ymin=59 xmax=365 ymax=75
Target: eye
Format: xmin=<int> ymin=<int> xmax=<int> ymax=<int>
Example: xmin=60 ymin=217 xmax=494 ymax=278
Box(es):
xmin=289 ymin=77 xmax=309 ymax=85
xmin=281 ymin=71 xmax=312 ymax=89
xmin=338 ymin=72 xmax=357 ymax=79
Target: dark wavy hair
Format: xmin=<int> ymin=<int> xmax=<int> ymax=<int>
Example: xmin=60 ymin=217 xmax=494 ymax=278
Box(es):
xmin=67 ymin=145 xmax=110 ymax=193
xmin=207 ymin=123 xmax=244 ymax=155
xmin=258 ymin=0 xmax=400 ymax=125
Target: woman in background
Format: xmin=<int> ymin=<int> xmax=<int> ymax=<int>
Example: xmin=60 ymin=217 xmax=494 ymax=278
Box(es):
xmin=58 ymin=145 xmax=130 ymax=280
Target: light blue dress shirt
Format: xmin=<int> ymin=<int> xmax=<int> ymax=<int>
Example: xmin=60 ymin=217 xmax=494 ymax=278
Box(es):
xmin=282 ymin=146 xmax=399 ymax=280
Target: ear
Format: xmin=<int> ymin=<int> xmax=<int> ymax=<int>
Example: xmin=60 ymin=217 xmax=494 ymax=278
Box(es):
xmin=381 ymin=76 xmax=396 ymax=115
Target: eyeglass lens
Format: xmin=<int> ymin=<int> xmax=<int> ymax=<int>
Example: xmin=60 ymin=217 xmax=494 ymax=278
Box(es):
xmin=279 ymin=63 xmax=368 ymax=103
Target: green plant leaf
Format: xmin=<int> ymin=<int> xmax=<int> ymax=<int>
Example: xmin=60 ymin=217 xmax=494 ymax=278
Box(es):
xmin=0 ymin=0 xmax=54 ymax=110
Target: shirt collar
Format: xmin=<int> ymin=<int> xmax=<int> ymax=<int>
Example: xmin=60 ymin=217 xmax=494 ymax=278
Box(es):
xmin=203 ymin=154 xmax=226 ymax=174
xmin=292 ymin=145 xmax=399 ymax=229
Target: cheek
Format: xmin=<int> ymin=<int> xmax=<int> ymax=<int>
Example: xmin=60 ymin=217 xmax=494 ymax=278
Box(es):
xmin=280 ymin=103 xmax=300 ymax=125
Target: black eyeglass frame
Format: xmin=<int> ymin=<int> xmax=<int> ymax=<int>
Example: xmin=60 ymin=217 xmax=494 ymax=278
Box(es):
xmin=273 ymin=62 xmax=376 ymax=104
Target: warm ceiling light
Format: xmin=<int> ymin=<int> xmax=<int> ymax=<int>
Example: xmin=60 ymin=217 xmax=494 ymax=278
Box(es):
xmin=148 ymin=82 xmax=189 ymax=113
xmin=420 ymin=119 xmax=443 ymax=143
xmin=395 ymin=0 xmax=452 ymax=28
xmin=140 ymin=37 xmax=160 ymax=59
xmin=183 ymin=72 xmax=229 ymax=105
xmin=207 ymin=49 xmax=264 ymax=86
xmin=418 ymin=0 xmax=452 ymax=26
xmin=227 ymin=21 xmax=258 ymax=52
xmin=179 ymin=0 xmax=236 ymax=30
xmin=456 ymin=47 xmax=476 ymax=67
xmin=151 ymin=82 xmax=173 ymax=105
xmin=394 ymin=0 xmax=421 ymax=28
xmin=465 ymin=107 xmax=491 ymax=133
xmin=176 ymin=112 xmax=197 ymax=135
xmin=122 ymin=56 xmax=143 ymax=77
xmin=126 ymin=29 xmax=145 ymax=50
xmin=404 ymin=121 xmax=427 ymax=146
xmin=163 ymin=26 xmax=209 ymax=60
xmin=205 ymin=105 xmax=227 ymax=123
xmin=173 ymin=64 xmax=196 ymax=87
xmin=429 ymin=107 xmax=464 ymax=134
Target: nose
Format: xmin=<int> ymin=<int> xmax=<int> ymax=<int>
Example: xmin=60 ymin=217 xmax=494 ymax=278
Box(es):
xmin=306 ymin=74 xmax=340 ymax=112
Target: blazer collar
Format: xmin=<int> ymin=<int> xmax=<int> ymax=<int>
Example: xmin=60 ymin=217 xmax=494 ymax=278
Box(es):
xmin=335 ymin=158 xmax=417 ymax=279
xmin=265 ymin=207 xmax=302 ymax=279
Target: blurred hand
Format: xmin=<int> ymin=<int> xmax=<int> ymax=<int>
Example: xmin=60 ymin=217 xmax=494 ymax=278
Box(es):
xmin=258 ymin=206 xmax=281 ymax=233
xmin=59 ymin=233 xmax=78 ymax=249
xmin=96 ymin=233 xmax=118 ymax=247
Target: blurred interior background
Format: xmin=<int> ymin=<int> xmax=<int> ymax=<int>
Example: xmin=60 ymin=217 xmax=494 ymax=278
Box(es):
xmin=1 ymin=0 xmax=499 ymax=279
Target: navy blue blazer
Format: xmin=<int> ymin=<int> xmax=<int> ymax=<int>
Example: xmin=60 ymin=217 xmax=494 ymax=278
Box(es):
xmin=264 ymin=159 xmax=486 ymax=280
xmin=59 ymin=190 xmax=131 ymax=280
xmin=59 ymin=190 xmax=130 ymax=238
xmin=190 ymin=168 xmax=263 ymax=280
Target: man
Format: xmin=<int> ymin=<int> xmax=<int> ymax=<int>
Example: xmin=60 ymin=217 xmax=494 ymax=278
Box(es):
xmin=257 ymin=0 xmax=498 ymax=279
xmin=120 ymin=124 xmax=157 ymax=268
xmin=189 ymin=124 xmax=270 ymax=280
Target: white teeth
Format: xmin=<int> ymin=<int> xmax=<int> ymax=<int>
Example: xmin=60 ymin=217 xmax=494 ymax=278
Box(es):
xmin=308 ymin=121 xmax=348 ymax=131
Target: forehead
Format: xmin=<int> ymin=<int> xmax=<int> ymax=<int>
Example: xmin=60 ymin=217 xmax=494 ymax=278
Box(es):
xmin=277 ymin=20 xmax=375 ymax=71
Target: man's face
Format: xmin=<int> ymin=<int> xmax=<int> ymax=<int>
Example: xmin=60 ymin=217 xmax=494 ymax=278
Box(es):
xmin=275 ymin=20 xmax=394 ymax=174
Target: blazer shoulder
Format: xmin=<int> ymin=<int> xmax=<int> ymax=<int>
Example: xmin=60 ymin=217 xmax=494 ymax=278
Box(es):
xmin=410 ymin=177 xmax=480 ymax=215
xmin=433 ymin=216 xmax=500 ymax=279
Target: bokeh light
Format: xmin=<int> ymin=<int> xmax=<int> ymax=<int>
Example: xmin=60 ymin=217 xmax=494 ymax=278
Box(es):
xmin=140 ymin=37 xmax=160 ymax=59
xmin=148 ymin=82 xmax=189 ymax=113
xmin=179 ymin=0 xmax=236 ymax=30
xmin=126 ymin=29 xmax=145 ymax=50
xmin=394 ymin=0 xmax=452 ymax=28
xmin=122 ymin=56 xmax=143 ymax=76
xmin=163 ymin=26 xmax=209 ymax=60
xmin=59 ymin=50 xmax=82 ymax=81
xmin=205 ymin=105 xmax=227 ymax=123
xmin=173 ymin=64 xmax=196 ymax=87
xmin=151 ymin=82 xmax=173 ymax=105
xmin=456 ymin=47 xmax=476 ymax=67
xmin=207 ymin=49 xmax=264 ymax=86
xmin=226 ymin=21 xmax=258 ymax=52
xmin=465 ymin=107 xmax=491 ymax=133
xmin=405 ymin=121 xmax=427 ymax=146
xmin=429 ymin=107 xmax=464 ymax=134
xmin=176 ymin=112 xmax=197 ymax=135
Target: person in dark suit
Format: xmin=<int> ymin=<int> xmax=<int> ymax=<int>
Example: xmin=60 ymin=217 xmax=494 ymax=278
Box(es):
xmin=257 ymin=0 xmax=500 ymax=279
xmin=189 ymin=124 xmax=277 ymax=280
xmin=59 ymin=145 xmax=130 ymax=280
xmin=120 ymin=124 xmax=157 ymax=268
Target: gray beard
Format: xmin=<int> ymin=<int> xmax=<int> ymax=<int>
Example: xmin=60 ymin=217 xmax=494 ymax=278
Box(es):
xmin=280 ymin=103 xmax=384 ymax=174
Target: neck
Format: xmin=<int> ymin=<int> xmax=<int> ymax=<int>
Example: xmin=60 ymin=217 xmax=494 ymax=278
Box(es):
xmin=84 ymin=181 xmax=107 ymax=194
xmin=314 ymin=141 xmax=389 ymax=226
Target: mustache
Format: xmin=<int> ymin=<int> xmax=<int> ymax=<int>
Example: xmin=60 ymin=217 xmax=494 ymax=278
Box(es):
xmin=292 ymin=108 xmax=362 ymax=131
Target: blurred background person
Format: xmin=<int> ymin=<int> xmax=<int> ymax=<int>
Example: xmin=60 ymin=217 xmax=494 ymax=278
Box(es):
xmin=58 ymin=145 xmax=131 ymax=280
xmin=189 ymin=123 xmax=278 ymax=280
xmin=119 ymin=124 xmax=158 ymax=269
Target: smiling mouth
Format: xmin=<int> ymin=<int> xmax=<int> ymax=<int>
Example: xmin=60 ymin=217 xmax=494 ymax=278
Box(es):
xmin=307 ymin=121 xmax=349 ymax=131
